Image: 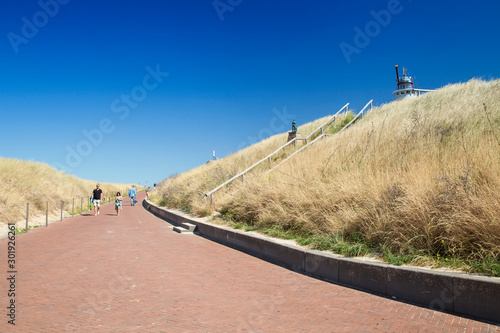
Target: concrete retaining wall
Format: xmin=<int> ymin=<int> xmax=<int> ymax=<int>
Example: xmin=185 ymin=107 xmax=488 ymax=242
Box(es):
xmin=144 ymin=199 xmax=500 ymax=324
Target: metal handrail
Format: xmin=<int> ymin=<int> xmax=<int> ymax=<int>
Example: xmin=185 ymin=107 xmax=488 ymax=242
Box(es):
xmin=269 ymin=131 xmax=326 ymax=172
xmin=304 ymin=103 xmax=349 ymax=141
xmin=202 ymin=103 xmax=352 ymax=204
xmin=338 ymin=100 xmax=373 ymax=133
xmin=270 ymin=100 xmax=373 ymax=172
xmin=203 ymin=138 xmax=297 ymax=198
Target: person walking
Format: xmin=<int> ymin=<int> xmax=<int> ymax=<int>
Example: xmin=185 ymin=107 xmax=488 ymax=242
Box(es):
xmin=92 ymin=184 xmax=103 ymax=216
xmin=115 ymin=192 xmax=122 ymax=216
xmin=128 ymin=185 xmax=137 ymax=206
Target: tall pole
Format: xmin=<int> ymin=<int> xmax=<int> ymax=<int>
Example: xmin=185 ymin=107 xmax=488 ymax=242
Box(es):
xmin=26 ymin=203 xmax=29 ymax=233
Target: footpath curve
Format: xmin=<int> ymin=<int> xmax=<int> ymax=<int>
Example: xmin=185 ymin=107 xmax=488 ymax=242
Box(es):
xmin=0 ymin=192 xmax=498 ymax=332
xmin=145 ymin=199 xmax=500 ymax=325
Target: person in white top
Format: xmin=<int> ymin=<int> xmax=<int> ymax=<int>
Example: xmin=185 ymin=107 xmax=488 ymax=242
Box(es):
xmin=115 ymin=192 xmax=122 ymax=216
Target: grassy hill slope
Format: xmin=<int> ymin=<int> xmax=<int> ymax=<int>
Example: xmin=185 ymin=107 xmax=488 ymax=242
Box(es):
xmin=152 ymin=79 xmax=500 ymax=275
xmin=153 ymin=110 xmax=354 ymax=215
xmin=0 ymin=158 xmax=134 ymax=224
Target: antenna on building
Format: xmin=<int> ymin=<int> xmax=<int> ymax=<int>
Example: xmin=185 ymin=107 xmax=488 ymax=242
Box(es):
xmin=393 ymin=65 xmax=434 ymax=100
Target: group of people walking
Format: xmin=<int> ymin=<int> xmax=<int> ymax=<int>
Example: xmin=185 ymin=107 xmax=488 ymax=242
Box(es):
xmin=91 ymin=184 xmax=139 ymax=216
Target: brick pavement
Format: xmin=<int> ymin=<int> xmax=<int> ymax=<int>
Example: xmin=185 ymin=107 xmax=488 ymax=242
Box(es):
xmin=1 ymin=192 xmax=498 ymax=332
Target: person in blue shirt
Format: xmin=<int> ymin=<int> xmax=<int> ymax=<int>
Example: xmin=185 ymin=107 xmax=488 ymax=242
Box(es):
xmin=128 ymin=185 xmax=137 ymax=206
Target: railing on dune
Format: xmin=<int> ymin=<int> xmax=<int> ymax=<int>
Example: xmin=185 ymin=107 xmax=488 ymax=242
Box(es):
xmin=269 ymin=99 xmax=373 ymax=172
xmin=202 ymin=100 xmax=373 ymax=205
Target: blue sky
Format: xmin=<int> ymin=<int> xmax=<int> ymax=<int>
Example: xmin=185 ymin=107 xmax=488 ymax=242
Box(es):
xmin=1 ymin=0 xmax=499 ymax=185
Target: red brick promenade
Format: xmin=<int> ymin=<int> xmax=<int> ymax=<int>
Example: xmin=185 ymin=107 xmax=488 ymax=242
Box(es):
xmin=1 ymin=192 xmax=498 ymax=332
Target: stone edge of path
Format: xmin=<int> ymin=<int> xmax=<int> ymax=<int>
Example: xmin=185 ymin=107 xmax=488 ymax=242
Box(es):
xmin=143 ymin=199 xmax=500 ymax=325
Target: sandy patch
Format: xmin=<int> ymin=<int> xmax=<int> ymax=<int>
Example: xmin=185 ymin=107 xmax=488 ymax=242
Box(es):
xmin=0 ymin=212 xmax=73 ymax=238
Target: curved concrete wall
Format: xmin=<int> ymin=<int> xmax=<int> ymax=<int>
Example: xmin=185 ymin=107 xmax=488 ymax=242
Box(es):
xmin=144 ymin=199 xmax=500 ymax=324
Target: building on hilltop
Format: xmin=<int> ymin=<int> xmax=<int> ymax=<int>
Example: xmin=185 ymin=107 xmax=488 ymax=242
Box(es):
xmin=393 ymin=65 xmax=434 ymax=100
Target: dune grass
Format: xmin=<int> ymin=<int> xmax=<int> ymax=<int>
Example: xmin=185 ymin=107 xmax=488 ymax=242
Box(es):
xmin=152 ymin=79 xmax=500 ymax=275
xmin=152 ymin=110 xmax=354 ymax=215
xmin=0 ymin=158 xmax=135 ymax=225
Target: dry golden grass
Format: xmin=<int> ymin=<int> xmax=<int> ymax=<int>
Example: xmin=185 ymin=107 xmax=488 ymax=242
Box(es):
xmin=152 ymin=110 xmax=354 ymax=215
xmin=0 ymin=158 xmax=134 ymax=224
xmin=153 ymin=79 xmax=500 ymax=265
